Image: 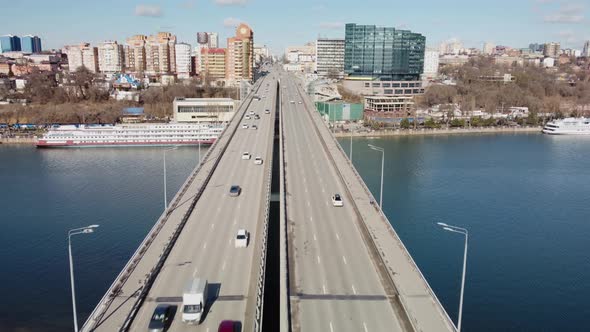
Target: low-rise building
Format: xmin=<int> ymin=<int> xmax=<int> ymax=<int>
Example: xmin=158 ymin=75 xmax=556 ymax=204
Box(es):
xmin=315 ymin=101 xmax=363 ymax=121
xmin=172 ymin=98 xmax=238 ymax=123
xmin=342 ymin=77 xmax=425 ymax=97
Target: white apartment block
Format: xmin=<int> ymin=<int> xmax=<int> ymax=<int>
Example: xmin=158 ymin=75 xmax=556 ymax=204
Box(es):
xmin=64 ymin=43 xmax=98 ymax=73
xmin=423 ymin=49 xmax=440 ymax=79
xmin=98 ymin=41 xmax=124 ymax=74
xmin=175 ymin=43 xmax=192 ymax=79
xmin=316 ymin=38 xmax=344 ymax=78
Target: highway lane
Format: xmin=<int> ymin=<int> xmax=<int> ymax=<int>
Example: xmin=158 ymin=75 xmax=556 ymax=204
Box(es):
xmin=281 ymin=74 xmax=404 ymax=332
xmin=127 ymin=77 xmax=277 ymax=332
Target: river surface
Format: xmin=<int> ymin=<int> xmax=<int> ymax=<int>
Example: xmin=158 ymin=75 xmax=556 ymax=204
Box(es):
xmin=1 ymin=133 xmax=589 ymax=331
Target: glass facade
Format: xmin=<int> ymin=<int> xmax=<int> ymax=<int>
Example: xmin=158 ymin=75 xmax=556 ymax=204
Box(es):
xmin=344 ymin=24 xmax=425 ymax=81
xmin=21 ymin=35 xmax=42 ymax=53
xmin=0 ymin=35 xmax=21 ymax=52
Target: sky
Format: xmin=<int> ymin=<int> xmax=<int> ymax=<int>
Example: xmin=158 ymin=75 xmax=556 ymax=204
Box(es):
xmin=1 ymin=0 xmax=589 ymax=54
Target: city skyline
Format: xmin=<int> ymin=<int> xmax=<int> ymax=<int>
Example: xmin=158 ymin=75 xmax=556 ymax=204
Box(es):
xmin=1 ymin=0 xmax=589 ymax=54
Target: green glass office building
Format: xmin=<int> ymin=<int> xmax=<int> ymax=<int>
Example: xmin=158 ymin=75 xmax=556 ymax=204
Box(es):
xmin=344 ymin=23 xmax=425 ymax=81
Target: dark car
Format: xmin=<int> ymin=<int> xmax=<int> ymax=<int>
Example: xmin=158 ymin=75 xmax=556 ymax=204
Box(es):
xmin=229 ymin=185 xmax=241 ymax=197
xmin=148 ymin=304 xmax=174 ymax=332
xmin=218 ymin=320 xmax=241 ymax=332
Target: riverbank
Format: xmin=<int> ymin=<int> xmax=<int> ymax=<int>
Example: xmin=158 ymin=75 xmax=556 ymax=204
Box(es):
xmin=0 ymin=136 xmax=38 ymax=144
xmin=334 ymin=126 xmax=542 ymax=137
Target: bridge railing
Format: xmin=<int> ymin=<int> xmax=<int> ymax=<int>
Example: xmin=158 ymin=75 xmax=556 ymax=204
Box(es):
xmin=82 ymin=80 xmax=264 ymax=332
xmin=296 ymin=78 xmax=456 ymax=332
xmin=252 ymin=105 xmax=274 ymax=332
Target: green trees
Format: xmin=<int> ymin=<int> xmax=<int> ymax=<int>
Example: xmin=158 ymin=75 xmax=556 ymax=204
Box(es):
xmin=400 ymin=118 xmax=411 ymax=129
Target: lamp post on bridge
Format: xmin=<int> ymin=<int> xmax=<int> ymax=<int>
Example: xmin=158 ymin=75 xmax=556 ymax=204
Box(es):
xmin=163 ymin=146 xmax=178 ymax=211
xmin=368 ymin=144 xmax=385 ymax=209
xmin=437 ymin=222 xmax=469 ymax=332
xmin=68 ymin=225 xmax=99 ymax=332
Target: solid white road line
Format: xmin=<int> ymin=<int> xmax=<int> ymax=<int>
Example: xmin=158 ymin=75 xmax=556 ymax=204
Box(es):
xmin=203 ymin=242 xmax=207 ymax=249
xmin=336 ymin=233 xmax=340 ymax=240
xmin=323 ymin=285 xmax=327 ymax=294
xmin=313 ymin=233 xmax=317 ymax=241
xmin=363 ymin=322 xmax=368 ymax=332
xmin=330 ymin=321 xmax=334 ymax=332
xmin=317 ymin=255 xmax=321 ymax=264
xmin=342 ymin=255 xmax=347 ymax=265
xmin=222 ymin=260 xmax=226 ymax=271
xmin=352 ymin=284 xmax=357 ymax=295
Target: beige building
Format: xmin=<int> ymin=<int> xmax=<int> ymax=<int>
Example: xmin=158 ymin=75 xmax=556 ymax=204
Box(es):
xmin=226 ymin=23 xmax=254 ymax=84
xmin=173 ymin=98 xmax=238 ymax=123
xmin=98 ymin=41 xmax=124 ymax=74
xmin=201 ymin=48 xmax=226 ymax=83
xmin=124 ymin=35 xmax=147 ymax=73
xmin=543 ymin=42 xmax=560 ymax=58
xmin=64 ymin=43 xmax=98 ymax=73
xmin=145 ymin=32 xmax=177 ymax=75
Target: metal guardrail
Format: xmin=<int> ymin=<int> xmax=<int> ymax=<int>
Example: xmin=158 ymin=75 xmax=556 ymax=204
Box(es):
xmin=82 ymin=81 xmax=264 ymax=332
xmin=297 ymin=80 xmax=457 ymax=331
xmin=252 ymin=81 xmax=276 ymax=332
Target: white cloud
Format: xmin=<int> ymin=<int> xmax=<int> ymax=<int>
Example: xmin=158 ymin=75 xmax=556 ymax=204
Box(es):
xmin=223 ymin=17 xmax=243 ymax=28
xmin=543 ymin=2 xmax=585 ymax=23
xmin=319 ymin=22 xmax=344 ymax=30
xmin=135 ymin=4 xmax=163 ymax=17
xmin=215 ymin=0 xmax=248 ymax=5
xmin=181 ymin=0 xmax=196 ymax=9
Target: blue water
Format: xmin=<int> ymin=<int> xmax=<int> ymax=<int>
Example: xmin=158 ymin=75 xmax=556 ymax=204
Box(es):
xmin=1 ymin=133 xmax=589 ymax=331
xmin=339 ymin=133 xmax=590 ymax=332
xmin=0 ymin=145 xmax=201 ymax=332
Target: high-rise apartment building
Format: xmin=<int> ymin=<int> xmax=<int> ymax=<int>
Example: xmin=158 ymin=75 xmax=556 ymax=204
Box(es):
xmin=1 ymin=35 xmax=21 ymax=52
xmin=543 ymin=42 xmax=560 ymax=58
xmin=226 ymin=23 xmax=254 ymax=84
xmin=483 ymin=42 xmax=495 ymax=55
xmin=583 ymin=41 xmax=590 ymax=57
xmin=145 ymin=32 xmax=177 ymax=75
xmin=316 ymin=38 xmax=345 ymax=78
xmin=201 ymin=48 xmax=226 ymax=82
xmin=124 ymin=35 xmax=147 ymax=73
xmin=98 ymin=41 xmax=124 ymax=74
xmin=175 ymin=43 xmax=192 ymax=79
xmin=195 ymin=32 xmax=220 ymax=74
xmin=422 ymin=49 xmax=440 ymax=79
xmin=64 ymin=43 xmax=99 ymax=73
xmin=344 ymin=23 xmax=425 ymax=81
xmin=21 ymin=35 xmax=42 ymax=53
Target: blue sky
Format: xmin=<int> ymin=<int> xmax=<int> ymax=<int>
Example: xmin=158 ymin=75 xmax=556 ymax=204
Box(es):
xmin=1 ymin=0 xmax=589 ymax=54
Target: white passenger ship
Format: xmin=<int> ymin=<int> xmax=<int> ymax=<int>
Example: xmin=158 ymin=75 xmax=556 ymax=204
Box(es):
xmin=542 ymin=118 xmax=590 ymax=135
xmin=36 ymin=123 xmax=224 ymax=148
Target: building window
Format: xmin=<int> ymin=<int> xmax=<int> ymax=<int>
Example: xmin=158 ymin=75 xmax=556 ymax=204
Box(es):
xmin=384 ymin=89 xmax=393 ymax=95
xmin=395 ymin=89 xmax=403 ymax=94
xmin=372 ymin=83 xmax=380 ymax=87
xmin=382 ymin=83 xmax=391 ymax=88
xmin=364 ymin=83 xmax=370 ymax=87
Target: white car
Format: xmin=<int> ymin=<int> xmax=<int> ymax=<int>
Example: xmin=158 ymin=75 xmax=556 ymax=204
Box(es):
xmin=235 ymin=229 xmax=249 ymax=248
xmin=242 ymin=123 xmax=249 ymax=129
xmin=249 ymin=111 xmax=255 ymax=115
xmin=298 ymin=101 xmax=302 ymax=104
xmin=332 ymin=194 xmax=343 ymax=207
xmin=265 ymin=109 xmax=271 ymax=114
xmin=245 ymin=115 xmax=251 ymax=120
xmin=251 ymin=125 xmax=258 ymax=130
xmin=290 ymin=100 xmax=295 ymax=104
xmin=254 ymin=157 xmax=263 ymax=165
xmin=242 ymin=152 xmax=251 ymax=160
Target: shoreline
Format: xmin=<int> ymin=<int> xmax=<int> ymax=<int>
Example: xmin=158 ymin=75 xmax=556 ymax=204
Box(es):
xmin=333 ymin=126 xmax=542 ymax=138
xmin=0 ymin=136 xmax=38 ymax=145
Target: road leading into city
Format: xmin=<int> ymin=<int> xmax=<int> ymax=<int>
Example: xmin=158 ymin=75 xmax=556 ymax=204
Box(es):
xmin=127 ymin=78 xmax=276 ymax=332
xmin=281 ymin=75 xmax=407 ymax=332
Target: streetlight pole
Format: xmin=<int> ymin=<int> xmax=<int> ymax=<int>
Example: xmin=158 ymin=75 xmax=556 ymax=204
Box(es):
xmin=437 ymin=222 xmax=468 ymax=332
xmin=68 ymin=225 xmax=99 ymax=332
xmin=368 ymin=144 xmax=384 ymax=209
xmin=350 ymin=126 xmax=353 ymax=162
xmin=163 ymin=147 xmax=178 ymax=211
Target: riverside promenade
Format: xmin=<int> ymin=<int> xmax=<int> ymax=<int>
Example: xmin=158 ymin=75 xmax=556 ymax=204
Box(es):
xmin=334 ymin=126 xmax=542 ymax=138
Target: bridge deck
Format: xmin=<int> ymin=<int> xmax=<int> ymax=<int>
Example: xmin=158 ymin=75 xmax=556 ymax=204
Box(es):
xmin=282 ymin=73 xmax=456 ymax=332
